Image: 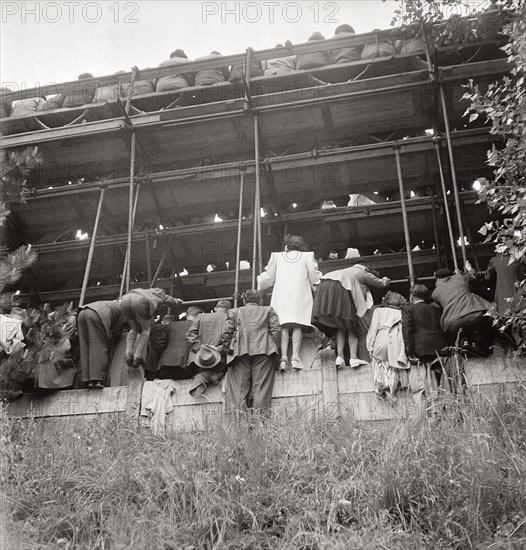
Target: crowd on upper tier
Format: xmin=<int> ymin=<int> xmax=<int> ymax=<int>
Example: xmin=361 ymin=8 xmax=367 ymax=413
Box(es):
xmin=0 ymin=24 xmax=429 ymax=119
xmin=1 ymin=234 xmax=522 ymax=424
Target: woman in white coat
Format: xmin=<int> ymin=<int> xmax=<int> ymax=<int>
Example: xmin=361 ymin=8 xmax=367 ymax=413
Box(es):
xmin=258 ymin=235 xmax=322 ymax=371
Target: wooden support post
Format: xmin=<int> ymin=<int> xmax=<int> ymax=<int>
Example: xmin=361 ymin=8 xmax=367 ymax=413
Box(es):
xmin=124 ymin=66 xmax=138 ymax=115
xmin=234 ymin=171 xmax=245 ymax=307
xmin=120 ymin=180 xmax=141 ymax=297
xmin=122 ymin=132 xmax=137 ymax=297
xmin=79 ymin=186 xmax=106 ymax=307
xmin=439 ymin=84 xmax=468 ymax=266
xmin=144 ymin=229 xmax=152 ymax=285
xmin=434 ymin=136 xmax=459 ymax=270
xmin=394 ymin=145 xmax=415 ymax=285
xmin=251 ymin=113 xmax=262 ymax=288
xmin=429 ymin=192 xmax=443 ymax=268
xmin=420 ymin=22 xmax=434 ymax=76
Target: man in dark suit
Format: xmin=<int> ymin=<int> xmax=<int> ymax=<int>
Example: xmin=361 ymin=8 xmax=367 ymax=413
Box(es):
xmin=186 ymin=300 xmax=231 ymax=396
xmin=402 ymin=284 xmax=448 ymax=363
xmin=77 ymin=300 xmax=123 ymax=388
xmin=220 ymin=289 xmax=281 ymax=421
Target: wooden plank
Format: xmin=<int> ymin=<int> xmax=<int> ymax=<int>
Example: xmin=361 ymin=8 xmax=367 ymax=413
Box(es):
xmin=464 ymin=355 xmax=526 ymax=386
xmin=339 ymin=389 xmax=424 ymax=422
xmin=0 ymin=119 xmax=125 ymax=147
xmin=338 ymin=364 xmax=376 ymax=394
xmin=320 ymin=350 xmax=339 ymax=415
xmin=6 ymin=387 xmax=128 ymax=418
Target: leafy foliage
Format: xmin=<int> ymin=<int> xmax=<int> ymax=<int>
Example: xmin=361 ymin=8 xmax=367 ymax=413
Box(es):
xmin=462 ymin=2 xmax=526 ymax=345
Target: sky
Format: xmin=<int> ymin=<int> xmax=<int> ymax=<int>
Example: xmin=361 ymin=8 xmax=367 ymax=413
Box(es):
xmin=1 ymin=0 xmax=400 ymax=90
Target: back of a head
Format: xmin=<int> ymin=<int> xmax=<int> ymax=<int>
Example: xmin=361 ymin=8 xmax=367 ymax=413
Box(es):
xmin=382 ymin=291 xmax=407 ymax=309
xmin=308 ymin=31 xmax=325 ymax=41
xmin=243 ymin=289 xmax=262 ymax=304
xmin=335 ymin=24 xmax=355 ymax=35
xmin=170 ymin=49 xmax=187 ymax=59
xmin=434 ymin=268 xmax=453 ymax=280
xmin=78 ymin=72 xmax=93 ymax=80
xmin=410 ymin=284 xmax=430 ymax=302
xmin=187 ymin=306 xmax=203 ymax=317
xmin=161 ymin=314 xmax=175 ymax=325
xmin=216 ymin=299 xmax=232 ymax=310
xmin=283 ymin=233 xmax=309 ymax=252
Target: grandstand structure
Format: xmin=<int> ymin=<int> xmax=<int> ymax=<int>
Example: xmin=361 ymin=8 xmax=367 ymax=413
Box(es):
xmin=1 ymin=25 xmax=510 ymax=304
xmin=3 ymin=19 xmax=525 ymax=428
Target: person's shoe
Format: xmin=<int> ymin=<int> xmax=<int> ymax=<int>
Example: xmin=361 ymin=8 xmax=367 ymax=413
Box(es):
xmin=87 ymin=381 xmax=94 ymax=389
xmin=132 ymin=357 xmax=145 ymax=368
xmin=349 ymin=358 xmax=369 ymax=368
xmin=279 ymin=356 xmax=288 ymax=372
xmin=92 ymin=381 xmax=105 ymax=390
xmin=125 ymin=355 xmax=134 ymax=367
xmin=291 ymin=356 xmax=304 ymax=370
xmin=335 ymin=356 xmax=345 ymax=368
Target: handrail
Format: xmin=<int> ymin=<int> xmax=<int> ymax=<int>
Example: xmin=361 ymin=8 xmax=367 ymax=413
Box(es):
xmin=0 ymin=14 xmax=504 ymax=103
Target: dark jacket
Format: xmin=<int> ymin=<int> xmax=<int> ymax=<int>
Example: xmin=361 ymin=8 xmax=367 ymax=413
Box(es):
xmin=401 ymin=301 xmax=448 ymax=359
xmin=221 ymin=303 xmax=280 ymax=363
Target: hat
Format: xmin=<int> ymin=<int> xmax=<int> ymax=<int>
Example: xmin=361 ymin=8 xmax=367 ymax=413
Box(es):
xmin=434 ymin=268 xmax=453 ymax=279
xmin=335 ymin=24 xmax=355 ymax=35
xmin=9 ymin=307 xmax=27 ymax=321
xmin=194 ymin=344 xmax=221 ymax=369
xmin=216 ymin=300 xmax=232 ymax=310
xmin=345 ymin=248 xmax=360 ymax=259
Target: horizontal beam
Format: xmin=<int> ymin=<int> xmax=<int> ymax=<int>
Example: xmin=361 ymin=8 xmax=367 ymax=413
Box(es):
xmin=18 ymin=127 xmax=495 ymax=203
xmin=7 ymin=193 xmax=481 ymax=256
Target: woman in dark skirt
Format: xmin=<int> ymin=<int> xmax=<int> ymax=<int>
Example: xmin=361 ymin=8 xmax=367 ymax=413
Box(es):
xmin=312 ymin=264 xmax=390 ymax=368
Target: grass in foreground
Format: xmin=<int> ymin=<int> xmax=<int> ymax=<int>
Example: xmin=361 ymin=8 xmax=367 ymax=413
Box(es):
xmin=1 ymin=389 xmax=526 ymax=550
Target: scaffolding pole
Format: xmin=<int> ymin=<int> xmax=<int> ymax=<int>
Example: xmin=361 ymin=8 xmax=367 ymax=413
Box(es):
xmin=145 ymin=229 xmax=152 ymax=285
xmin=234 ymin=171 xmax=245 ymax=307
xmin=252 ymin=112 xmax=262 ymax=288
xmin=434 ymin=136 xmax=459 ymax=270
xmin=119 ymin=180 xmax=141 ymax=297
xmin=150 ymin=236 xmax=172 ymax=288
xmin=79 ymin=186 xmax=106 ymax=307
xmin=124 ymin=66 xmax=138 ymax=115
xmin=121 ymin=132 xmax=137 ymax=297
xmin=394 ymin=145 xmax=415 ymax=285
xmin=439 ymin=83 xmax=468 ymax=266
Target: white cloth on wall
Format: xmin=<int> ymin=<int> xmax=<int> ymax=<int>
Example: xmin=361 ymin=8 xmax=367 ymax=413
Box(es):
xmin=140 ymin=379 xmax=177 ymax=436
xmin=0 ymin=314 xmax=25 ymax=355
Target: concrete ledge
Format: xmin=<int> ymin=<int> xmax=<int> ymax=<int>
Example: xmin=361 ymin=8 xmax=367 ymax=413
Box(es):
xmin=6 ymin=353 xmax=526 ymax=433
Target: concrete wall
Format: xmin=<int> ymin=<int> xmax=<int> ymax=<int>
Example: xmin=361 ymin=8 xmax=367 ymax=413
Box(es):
xmin=7 ymin=349 xmax=526 ymax=434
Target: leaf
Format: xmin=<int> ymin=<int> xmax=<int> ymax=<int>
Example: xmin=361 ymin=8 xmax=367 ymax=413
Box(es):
xmin=469 ymin=113 xmax=479 ymax=122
